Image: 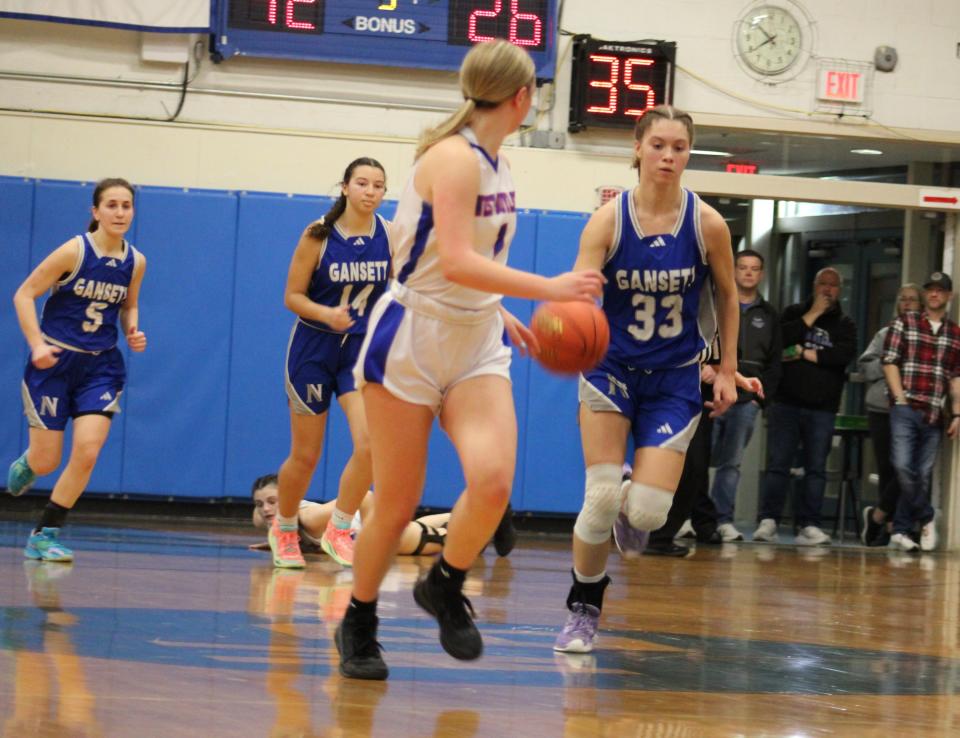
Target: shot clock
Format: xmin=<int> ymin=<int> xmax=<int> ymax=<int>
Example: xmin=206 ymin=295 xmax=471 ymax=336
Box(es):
xmin=568 ymin=36 xmax=676 ymax=132
xmin=212 ymin=0 xmax=559 ymax=79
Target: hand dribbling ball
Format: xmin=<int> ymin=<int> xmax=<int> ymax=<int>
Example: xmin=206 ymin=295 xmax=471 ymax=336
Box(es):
xmin=530 ymin=301 xmax=609 ymax=375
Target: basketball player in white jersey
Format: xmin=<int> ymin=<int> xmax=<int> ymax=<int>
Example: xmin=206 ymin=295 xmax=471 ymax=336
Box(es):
xmin=335 ymin=40 xmax=604 ymax=680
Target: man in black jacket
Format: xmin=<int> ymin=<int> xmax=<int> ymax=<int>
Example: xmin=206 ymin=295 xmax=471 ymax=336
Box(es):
xmin=710 ymin=250 xmax=781 ymax=542
xmin=753 ymin=267 xmax=857 ymax=546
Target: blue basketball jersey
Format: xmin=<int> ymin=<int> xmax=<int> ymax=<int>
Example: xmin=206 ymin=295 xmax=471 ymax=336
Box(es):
xmin=602 ymin=188 xmax=716 ymax=369
xmin=300 ymin=213 xmax=392 ymax=334
xmin=40 ymin=234 xmax=138 ymax=353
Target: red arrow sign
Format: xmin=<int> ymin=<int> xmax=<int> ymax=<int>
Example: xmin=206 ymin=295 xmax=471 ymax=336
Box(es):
xmin=923 ymin=196 xmax=959 ymax=204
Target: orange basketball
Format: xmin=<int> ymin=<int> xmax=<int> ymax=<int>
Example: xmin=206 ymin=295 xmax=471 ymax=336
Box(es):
xmin=530 ymin=301 xmax=610 ymax=375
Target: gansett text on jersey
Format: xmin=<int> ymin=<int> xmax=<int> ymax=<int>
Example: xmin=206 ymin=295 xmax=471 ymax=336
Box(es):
xmin=328 ymin=260 xmax=390 ymax=283
xmin=72 ymin=278 xmax=128 ymax=304
xmin=615 ymin=267 xmax=697 ymax=293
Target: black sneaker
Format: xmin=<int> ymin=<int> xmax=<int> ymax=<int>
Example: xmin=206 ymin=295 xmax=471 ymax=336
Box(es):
xmin=696 ymin=528 xmax=722 ymax=544
xmin=861 ymin=506 xmax=883 ymax=545
xmin=868 ymin=527 xmax=891 ymax=547
xmin=493 ymin=504 xmax=517 ymax=557
xmin=336 ymin=615 xmax=388 ymax=680
xmin=413 ymin=575 xmax=483 ymax=660
xmin=642 ymin=542 xmax=692 ymax=557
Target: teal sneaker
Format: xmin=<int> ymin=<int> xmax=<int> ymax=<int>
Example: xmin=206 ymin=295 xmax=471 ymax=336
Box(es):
xmin=7 ymin=453 xmax=36 ymax=497
xmin=24 ymin=528 xmax=74 ymax=563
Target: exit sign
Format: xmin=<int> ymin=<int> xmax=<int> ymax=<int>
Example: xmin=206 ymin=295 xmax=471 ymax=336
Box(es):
xmin=817 ymin=67 xmax=865 ymax=103
xmin=726 ymin=162 xmax=758 ymax=174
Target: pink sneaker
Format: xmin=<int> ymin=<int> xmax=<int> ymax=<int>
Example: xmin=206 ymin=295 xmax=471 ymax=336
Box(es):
xmin=321 ymin=520 xmax=355 ymax=567
xmin=269 ymin=519 xmax=305 ymax=569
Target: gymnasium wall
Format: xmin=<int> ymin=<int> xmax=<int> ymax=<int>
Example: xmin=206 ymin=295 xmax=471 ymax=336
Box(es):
xmin=0 ymin=176 xmax=594 ymax=513
xmin=1 ymin=1 xmax=958 ymax=210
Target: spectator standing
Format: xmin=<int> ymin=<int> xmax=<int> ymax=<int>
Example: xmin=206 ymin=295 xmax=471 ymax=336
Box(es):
xmin=882 ymin=272 xmax=960 ymax=552
xmin=710 ymin=250 xmax=781 ymax=542
xmin=858 ymin=284 xmax=922 ymax=546
xmin=753 ymin=268 xmax=857 ymax=545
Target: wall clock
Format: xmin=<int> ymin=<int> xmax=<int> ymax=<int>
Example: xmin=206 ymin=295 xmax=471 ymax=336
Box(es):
xmin=733 ymin=1 xmax=815 ymax=81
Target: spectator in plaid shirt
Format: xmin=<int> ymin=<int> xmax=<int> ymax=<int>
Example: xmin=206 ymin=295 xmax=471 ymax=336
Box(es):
xmin=882 ymin=271 xmax=960 ymax=551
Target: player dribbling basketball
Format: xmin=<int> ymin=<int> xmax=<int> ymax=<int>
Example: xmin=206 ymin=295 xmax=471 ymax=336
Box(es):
xmin=335 ymin=39 xmax=604 ymax=681
xmin=553 ymin=105 xmax=740 ymax=653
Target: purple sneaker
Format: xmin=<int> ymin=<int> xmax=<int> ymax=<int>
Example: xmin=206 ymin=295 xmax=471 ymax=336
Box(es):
xmin=553 ymin=603 xmax=600 ymax=653
xmin=612 ymin=511 xmax=648 ymax=558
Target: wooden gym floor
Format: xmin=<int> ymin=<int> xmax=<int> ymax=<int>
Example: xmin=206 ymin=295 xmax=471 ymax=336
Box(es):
xmin=1 ymin=518 xmax=958 ymax=737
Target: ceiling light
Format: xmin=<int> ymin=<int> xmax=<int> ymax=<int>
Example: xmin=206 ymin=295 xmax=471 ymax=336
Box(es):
xmin=691 ymin=149 xmax=731 ymax=157
xmin=850 ymin=148 xmax=883 ymax=155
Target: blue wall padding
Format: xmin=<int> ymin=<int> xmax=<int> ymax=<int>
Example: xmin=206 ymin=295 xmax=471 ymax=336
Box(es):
xmin=521 ymin=211 xmax=591 ymax=512
xmin=2 ymin=178 xmax=598 ymax=513
xmin=224 ymin=193 xmax=333 ymax=500
xmin=120 ymin=187 xmax=238 ymax=497
xmin=0 ymin=179 xmax=34 ymax=469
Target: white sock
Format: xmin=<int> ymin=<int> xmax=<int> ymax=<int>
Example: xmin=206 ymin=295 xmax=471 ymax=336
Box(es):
xmin=277 ymin=513 xmax=298 ymax=532
xmin=332 ymin=507 xmax=353 ymax=530
xmin=573 ymin=567 xmax=608 ymax=584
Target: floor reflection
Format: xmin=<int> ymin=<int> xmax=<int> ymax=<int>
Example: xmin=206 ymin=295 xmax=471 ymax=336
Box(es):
xmin=3 ymin=562 xmax=101 ymax=738
xmin=0 ymin=519 xmax=959 ymax=737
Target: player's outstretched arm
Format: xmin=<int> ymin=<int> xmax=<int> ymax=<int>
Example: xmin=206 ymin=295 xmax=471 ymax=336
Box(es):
xmin=572 ymin=198 xmax=616 ymax=274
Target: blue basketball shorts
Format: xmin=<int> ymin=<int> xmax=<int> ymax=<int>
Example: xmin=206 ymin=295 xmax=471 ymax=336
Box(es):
xmin=579 ymin=358 xmax=701 ymax=452
xmin=285 ymin=322 xmax=364 ymax=415
xmin=21 ymin=346 xmax=126 ymax=431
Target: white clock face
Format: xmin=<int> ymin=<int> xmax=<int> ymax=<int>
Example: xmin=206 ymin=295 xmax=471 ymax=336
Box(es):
xmin=737 ymin=5 xmax=803 ymax=75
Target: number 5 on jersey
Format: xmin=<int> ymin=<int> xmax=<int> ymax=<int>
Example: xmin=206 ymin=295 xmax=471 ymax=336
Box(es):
xmin=82 ymin=301 xmax=108 ymax=333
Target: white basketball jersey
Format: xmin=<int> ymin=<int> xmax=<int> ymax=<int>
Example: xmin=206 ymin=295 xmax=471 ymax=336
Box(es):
xmin=391 ymin=126 xmax=518 ymax=312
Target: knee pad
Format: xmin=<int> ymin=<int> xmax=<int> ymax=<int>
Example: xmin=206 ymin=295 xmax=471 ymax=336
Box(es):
xmin=573 ymin=464 xmax=623 ymax=545
xmin=625 ymin=482 xmax=673 ymax=531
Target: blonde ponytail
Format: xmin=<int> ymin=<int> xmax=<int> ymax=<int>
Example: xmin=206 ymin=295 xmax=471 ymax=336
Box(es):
xmin=416 ymin=99 xmax=477 ymax=160
xmin=415 ymin=40 xmax=534 ymax=160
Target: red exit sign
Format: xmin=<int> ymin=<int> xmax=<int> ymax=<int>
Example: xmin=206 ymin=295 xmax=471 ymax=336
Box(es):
xmin=726 ymin=162 xmax=758 ymax=174
xmin=817 ymin=68 xmax=865 ymax=103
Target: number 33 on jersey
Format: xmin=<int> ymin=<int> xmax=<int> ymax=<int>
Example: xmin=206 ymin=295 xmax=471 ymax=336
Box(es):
xmin=601 ymin=188 xmax=716 ymax=369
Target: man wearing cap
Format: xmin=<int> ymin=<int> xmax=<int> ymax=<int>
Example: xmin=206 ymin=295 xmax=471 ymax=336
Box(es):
xmin=882 ymin=271 xmax=960 ymax=551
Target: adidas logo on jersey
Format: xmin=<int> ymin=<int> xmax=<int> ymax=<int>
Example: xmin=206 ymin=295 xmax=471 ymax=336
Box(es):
xmin=354 ymin=237 xmax=365 ymax=246
xmin=99 ymin=392 xmax=112 ymax=401
xmin=106 ymin=259 xmax=118 ymax=267
xmin=649 ymin=236 xmax=667 ymax=249
xmin=656 ymin=422 xmax=674 ymax=435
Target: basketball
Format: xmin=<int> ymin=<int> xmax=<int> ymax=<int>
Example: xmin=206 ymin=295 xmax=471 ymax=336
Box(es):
xmin=530 ymin=301 xmax=610 ymax=375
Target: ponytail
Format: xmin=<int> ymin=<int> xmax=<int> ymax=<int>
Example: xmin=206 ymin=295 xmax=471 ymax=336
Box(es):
xmin=415 ymin=99 xmax=476 ymax=160
xmin=415 ymin=40 xmax=535 ymax=160
xmin=308 ymin=197 xmax=347 ymax=241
